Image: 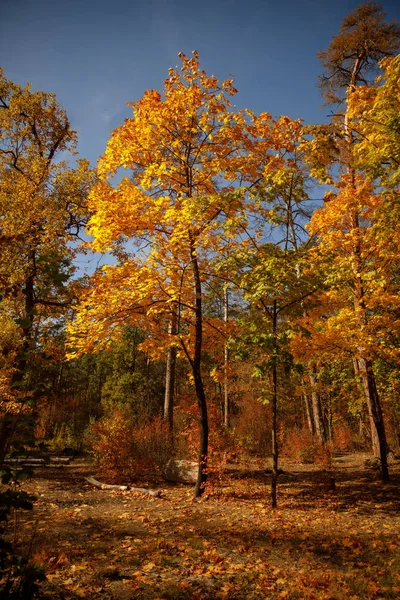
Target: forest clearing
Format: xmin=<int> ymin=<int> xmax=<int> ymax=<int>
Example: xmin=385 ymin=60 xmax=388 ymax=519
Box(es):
xmin=9 ymin=453 xmax=400 ymax=600
xmin=2 ymin=3 xmax=400 ymax=597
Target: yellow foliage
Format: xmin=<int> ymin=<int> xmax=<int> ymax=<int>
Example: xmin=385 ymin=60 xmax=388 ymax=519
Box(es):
xmin=68 ymin=52 xmax=305 ymax=369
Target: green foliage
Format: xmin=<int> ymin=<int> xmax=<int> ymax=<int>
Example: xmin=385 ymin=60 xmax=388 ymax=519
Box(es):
xmin=49 ymin=422 xmax=76 ymax=453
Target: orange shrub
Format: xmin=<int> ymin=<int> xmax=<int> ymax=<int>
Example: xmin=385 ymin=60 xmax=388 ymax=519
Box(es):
xmin=332 ymin=424 xmax=354 ymax=452
xmin=233 ymin=398 xmax=271 ymax=457
xmin=282 ymin=427 xmax=332 ymax=466
xmin=173 ymin=394 xmax=239 ymax=495
xmin=88 ymin=410 xmax=171 ymax=483
xmin=172 ymin=395 xmax=199 ymax=460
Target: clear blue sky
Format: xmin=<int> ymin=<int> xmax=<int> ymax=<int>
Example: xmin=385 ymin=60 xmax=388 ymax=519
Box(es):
xmin=2 ymin=0 xmax=400 ymax=167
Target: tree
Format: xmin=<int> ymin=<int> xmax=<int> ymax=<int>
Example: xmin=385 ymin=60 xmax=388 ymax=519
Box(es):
xmin=348 ymin=53 xmax=400 ymax=188
xmin=67 ymin=52 xmax=305 ymax=496
xmin=317 ymin=2 xmax=400 ymax=105
xmin=67 ymin=53 xmax=245 ymax=495
xmin=0 ymin=68 xmax=94 ymax=463
xmin=303 ymin=3 xmax=400 ymax=480
xmin=231 ymin=243 xmax=316 ymax=506
xmin=216 ymin=128 xmax=318 ymax=506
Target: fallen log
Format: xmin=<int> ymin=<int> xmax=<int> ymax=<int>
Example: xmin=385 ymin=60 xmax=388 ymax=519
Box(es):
xmin=5 ymin=456 xmax=70 ymax=465
xmin=85 ymin=476 xmax=161 ymax=497
xmin=10 ymin=464 xmax=65 ymax=471
xmin=6 ymin=458 xmax=45 ymax=464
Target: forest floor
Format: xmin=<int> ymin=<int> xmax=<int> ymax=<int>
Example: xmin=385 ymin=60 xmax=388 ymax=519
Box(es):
xmin=9 ymin=452 xmax=400 ymax=600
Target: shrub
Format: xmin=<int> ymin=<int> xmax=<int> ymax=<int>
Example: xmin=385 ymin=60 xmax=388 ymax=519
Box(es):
xmin=332 ymin=424 xmax=354 ymax=453
xmin=233 ymin=398 xmax=271 ymax=457
xmin=172 ymin=397 xmax=199 ymax=462
xmin=49 ymin=422 xmax=76 ymax=454
xmin=88 ymin=410 xmax=171 ymax=483
xmin=282 ymin=428 xmax=332 ymax=466
xmin=172 ymin=395 xmax=240 ymax=495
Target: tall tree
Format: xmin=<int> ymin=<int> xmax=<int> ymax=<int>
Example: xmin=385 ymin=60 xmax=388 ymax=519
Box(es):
xmin=67 ymin=52 xmax=304 ymax=496
xmin=218 ymin=129 xmax=317 ymax=506
xmin=304 ymin=2 xmax=400 ymax=480
xmin=68 ymin=52 xmax=246 ymax=496
xmin=0 ymin=69 xmax=94 ymax=463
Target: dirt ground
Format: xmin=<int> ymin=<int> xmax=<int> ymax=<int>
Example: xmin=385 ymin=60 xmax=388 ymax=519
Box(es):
xmin=9 ymin=453 xmax=400 ymax=599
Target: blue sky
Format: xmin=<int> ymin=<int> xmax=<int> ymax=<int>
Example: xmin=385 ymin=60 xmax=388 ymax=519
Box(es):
xmin=2 ymin=0 xmax=400 ymax=168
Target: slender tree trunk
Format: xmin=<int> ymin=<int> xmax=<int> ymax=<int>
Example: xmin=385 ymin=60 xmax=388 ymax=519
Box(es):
xmin=164 ymin=312 xmax=177 ymax=432
xmin=351 ymin=238 xmax=389 ymax=480
xmin=271 ymin=301 xmax=278 ymax=508
xmin=303 ymin=390 xmax=315 ymax=435
xmin=193 ymin=366 xmax=208 ymax=497
xmin=358 ymin=357 xmax=389 ymax=480
xmin=353 ymin=357 xmax=380 ymax=456
xmin=223 ymin=286 xmax=230 ymax=428
xmin=309 ymin=365 xmax=326 ymax=444
xmin=189 ymin=238 xmax=208 ymax=497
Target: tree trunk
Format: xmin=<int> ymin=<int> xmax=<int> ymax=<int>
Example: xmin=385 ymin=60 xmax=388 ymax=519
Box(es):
xmin=353 ymin=357 xmax=380 ymax=456
xmin=303 ymin=391 xmax=315 ymax=435
xmin=223 ymin=286 xmax=230 ymax=428
xmin=86 ymin=476 xmax=161 ymax=496
xmin=351 ymin=250 xmax=389 ymax=480
xmin=190 ymin=238 xmax=208 ymax=497
xmin=164 ymin=312 xmax=177 ymax=432
xmin=358 ymin=357 xmax=389 ymax=480
xmin=271 ymin=301 xmax=278 ymax=508
xmin=193 ymin=366 xmax=208 ymax=497
xmin=309 ymin=365 xmax=326 ymax=444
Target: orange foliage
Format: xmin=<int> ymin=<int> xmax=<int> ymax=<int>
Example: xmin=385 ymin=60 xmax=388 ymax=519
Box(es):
xmin=282 ymin=428 xmax=332 ymax=466
xmin=89 ymin=411 xmax=171 ymax=483
xmin=67 ymin=52 xmax=304 ymax=365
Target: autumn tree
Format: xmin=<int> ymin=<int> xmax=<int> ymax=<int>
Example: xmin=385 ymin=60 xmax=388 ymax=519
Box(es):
xmin=347 ymin=53 xmax=400 ymax=187
xmin=67 ymin=53 xmax=243 ymax=495
xmin=67 ymin=52 xmax=307 ymax=496
xmin=215 ymin=125 xmax=319 ymax=506
xmin=302 ymin=3 xmax=400 ymax=480
xmin=0 ymin=69 xmax=94 ymax=464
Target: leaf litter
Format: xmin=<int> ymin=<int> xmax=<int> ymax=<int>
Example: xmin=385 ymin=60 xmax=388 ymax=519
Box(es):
xmin=10 ymin=454 xmax=400 ymax=599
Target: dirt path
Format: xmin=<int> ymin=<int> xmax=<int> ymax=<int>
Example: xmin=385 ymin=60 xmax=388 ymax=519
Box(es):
xmin=12 ymin=455 xmax=400 ymax=599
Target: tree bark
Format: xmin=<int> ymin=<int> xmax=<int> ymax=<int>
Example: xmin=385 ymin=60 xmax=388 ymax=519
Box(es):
xmin=271 ymin=301 xmax=278 ymax=508
xmin=357 ymin=357 xmax=389 ymax=480
xmin=303 ymin=391 xmax=315 ymax=435
xmin=353 ymin=357 xmax=379 ymax=456
xmin=85 ymin=476 xmax=161 ymax=496
xmin=223 ymin=286 xmax=230 ymax=428
xmin=164 ymin=311 xmax=177 ymax=432
xmin=189 ymin=238 xmax=208 ymax=497
xmin=308 ymin=365 xmax=327 ymax=444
